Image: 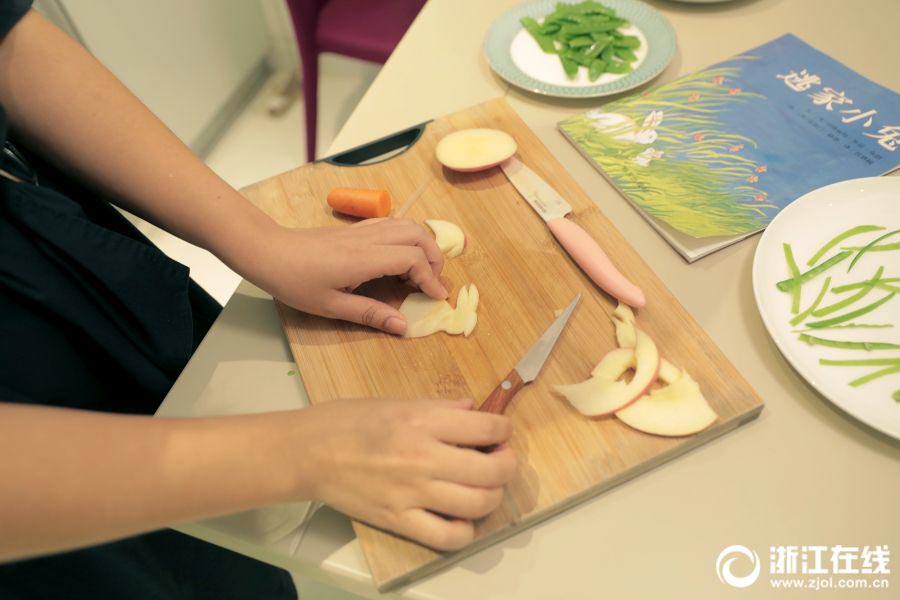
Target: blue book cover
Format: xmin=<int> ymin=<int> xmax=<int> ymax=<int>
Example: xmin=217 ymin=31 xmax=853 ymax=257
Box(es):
xmin=559 ymin=34 xmax=899 ymax=261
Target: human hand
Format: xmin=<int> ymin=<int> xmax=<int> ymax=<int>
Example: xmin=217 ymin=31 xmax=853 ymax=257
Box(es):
xmin=285 ymin=398 xmax=517 ymax=550
xmin=247 ymin=219 xmax=447 ymax=335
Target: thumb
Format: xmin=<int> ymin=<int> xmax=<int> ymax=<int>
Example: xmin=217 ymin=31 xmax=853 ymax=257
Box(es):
xmin=327 ymin=291 xmax=407 ymax=335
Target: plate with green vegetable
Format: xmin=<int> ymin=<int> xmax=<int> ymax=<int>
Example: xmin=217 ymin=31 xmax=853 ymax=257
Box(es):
xmin=484 ymin=0 xmax=675 ymax=98
xmin=752 ymin=177 xmax=900 ymax=439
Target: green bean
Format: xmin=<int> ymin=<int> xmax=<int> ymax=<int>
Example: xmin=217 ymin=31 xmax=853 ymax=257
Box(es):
xmin=806 ymin=225 xmax=884 ymax=267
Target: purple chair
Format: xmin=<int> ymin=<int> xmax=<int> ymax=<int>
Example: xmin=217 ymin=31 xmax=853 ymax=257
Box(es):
xmin=286 ymin=0 xmax=427 ymax=161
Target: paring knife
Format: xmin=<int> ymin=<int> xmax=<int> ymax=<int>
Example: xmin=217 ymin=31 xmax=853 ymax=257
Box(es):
xmin=478 ymin=294 xmax=581 ymax=418
xmin=500 ymin=156 xmax=646 ymax=308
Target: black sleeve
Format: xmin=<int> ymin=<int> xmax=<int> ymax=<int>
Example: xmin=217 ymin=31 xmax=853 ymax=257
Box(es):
xmin=0 ymin=0 xmax=32 ymax=39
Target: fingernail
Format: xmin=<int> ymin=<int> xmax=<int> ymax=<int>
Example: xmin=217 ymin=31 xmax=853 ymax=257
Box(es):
xmin=385 ymin=317 xmax=406 ymax=335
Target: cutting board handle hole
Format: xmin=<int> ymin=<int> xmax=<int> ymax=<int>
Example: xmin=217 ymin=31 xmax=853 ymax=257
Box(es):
xmin=320 ymin=122 xmax=430 ymax=167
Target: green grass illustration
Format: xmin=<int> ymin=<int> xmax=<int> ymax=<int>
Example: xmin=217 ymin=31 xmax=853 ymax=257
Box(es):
xmin=561 ymin=61 xmax=777 ymax=238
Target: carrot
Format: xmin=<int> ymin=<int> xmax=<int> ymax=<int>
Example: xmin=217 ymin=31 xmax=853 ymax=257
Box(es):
xmin=327 ymin=188 xmax=391 ymax=218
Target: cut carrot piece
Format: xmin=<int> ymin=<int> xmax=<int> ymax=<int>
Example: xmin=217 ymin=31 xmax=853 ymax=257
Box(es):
xmin=327 ymin=188 xmax=391 ymax=218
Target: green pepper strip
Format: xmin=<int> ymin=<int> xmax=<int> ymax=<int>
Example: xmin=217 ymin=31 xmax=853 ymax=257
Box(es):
xmin=789 ymin=276 xmax=831 ymax=326
xmin=812 ymin=266 xmax=883 ymax=318
xmin=783 ymin=243 xmax=802 ymax=314
xmin=848 ymin=229 xmax=900 ymax=272
xmin=776 ymin=251 xmax=851 ymax=292
xmin=832 ymin=278 xmax=900 ymax=293
xmin=842 ymin=242 xmax=900 ymax=252
xmin=820 ymin=357 xmax=900 ymax=367
xmin=806 ymin=225 xmax=884 ymax=267
xmin=806 ymin=292 xmax=896 ymax=329
xmin=798 ymin=334 xmax=900 ymax=351
xmin=849 ymin=365 xmax=900 ymax=387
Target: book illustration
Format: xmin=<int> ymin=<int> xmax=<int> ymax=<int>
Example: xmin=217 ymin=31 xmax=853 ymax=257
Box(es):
xmin=559 ymin=34 xmax=899 ymax=244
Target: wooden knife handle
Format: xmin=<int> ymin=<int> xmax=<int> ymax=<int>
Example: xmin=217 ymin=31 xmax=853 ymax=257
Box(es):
xmin=478 ymin=369 xmax=524 ymax=415
xmin=475 ymin=369 xmax=524 ymax=453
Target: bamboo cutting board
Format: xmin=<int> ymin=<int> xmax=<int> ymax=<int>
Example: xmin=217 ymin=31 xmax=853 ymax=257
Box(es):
xmin=240 ymin=98 xmax=763 ymax=591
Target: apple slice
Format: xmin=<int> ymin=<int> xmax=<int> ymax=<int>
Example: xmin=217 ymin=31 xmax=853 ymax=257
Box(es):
xmin=555 ymin=328 xmax=660 ymax=416
xmin=435 ymin=128 xmax=517 ymax=172
xmin=425 ymin=219 xmax=465 ymax=258
xmin=611 ymin=302 xmax=636 ymax=348
xmin=615 ymin=359 xmax=717 ymax=436
xmin=399 ymin=292 xmax=455 ymax=338
xmin=399 ymin=284 xmax=479 ymax=338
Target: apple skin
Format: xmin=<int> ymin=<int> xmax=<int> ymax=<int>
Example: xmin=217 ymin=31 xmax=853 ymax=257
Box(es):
xmin=615 ymin=359 xmax=718 ymax=437
xmin=555 ymin=328 xmax=660 ymax=417
xmin=445 ymin=159 xmax=508 ymax=173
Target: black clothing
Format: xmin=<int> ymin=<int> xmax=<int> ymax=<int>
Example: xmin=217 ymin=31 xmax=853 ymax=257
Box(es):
xmin=0 ymin=2 xmax=295 ymax=597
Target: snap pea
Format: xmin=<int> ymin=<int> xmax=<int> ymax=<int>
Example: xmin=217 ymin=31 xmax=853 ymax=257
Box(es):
xmin=520 ymin=1 xmax=640 ymax=81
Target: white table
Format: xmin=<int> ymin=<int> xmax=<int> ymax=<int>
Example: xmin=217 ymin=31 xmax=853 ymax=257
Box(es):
xmin=157 ymin=1 xmax=900 ymax=597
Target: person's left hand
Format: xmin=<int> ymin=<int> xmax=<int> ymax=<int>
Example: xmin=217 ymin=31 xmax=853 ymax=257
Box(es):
xmin=245 ymin=218 xmax=447 ymax=335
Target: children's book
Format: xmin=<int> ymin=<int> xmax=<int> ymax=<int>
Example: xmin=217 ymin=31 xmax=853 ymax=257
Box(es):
xmin=558 ymin=34 xmax=900 ymax=262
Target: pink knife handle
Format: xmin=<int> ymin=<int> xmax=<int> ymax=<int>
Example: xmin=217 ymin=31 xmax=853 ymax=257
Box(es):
xmin=547 ymin=217 xmax=646 ymax=308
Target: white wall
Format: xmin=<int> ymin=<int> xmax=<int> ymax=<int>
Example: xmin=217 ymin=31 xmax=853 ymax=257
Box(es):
xmin=36 ymin=0 xmax=272 ymax=149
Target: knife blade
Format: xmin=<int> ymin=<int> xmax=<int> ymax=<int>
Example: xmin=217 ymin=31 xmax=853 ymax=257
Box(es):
xmin=478 ymin=293 xmax=580 ymax=416
xmin=500 ymin=156 xmax=645 ymax=308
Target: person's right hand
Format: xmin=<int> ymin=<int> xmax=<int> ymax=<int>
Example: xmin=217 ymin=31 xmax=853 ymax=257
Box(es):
xmin=283 ymin=398 xmax=517 ymax=550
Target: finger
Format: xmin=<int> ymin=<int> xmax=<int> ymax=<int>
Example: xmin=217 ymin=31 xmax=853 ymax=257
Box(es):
xmin=395 ymin=509 xmax=475 ymax=551
xmin=420 ymin=480 xmax=504 ymax=520
xmin=395 ymin=246 xmax=448 ymax=299
xmin=323 ymin=291 xmax=406 ymax=335
xmin=429 ymin=443 xmax=518 ymax=488
xmin=349 ymin=217 xmax=389 ymax=228
xmin=371 ymin=219 xmax=445 ymax=278
xmin=426 ymin=407 xmax=513 ymax=446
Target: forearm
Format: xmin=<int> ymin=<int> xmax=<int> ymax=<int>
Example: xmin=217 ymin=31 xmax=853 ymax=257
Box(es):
xmin=0 ymin=403 xmax=301 ymax=562
xmin=0 ymin=9 xmax=275 ymax=274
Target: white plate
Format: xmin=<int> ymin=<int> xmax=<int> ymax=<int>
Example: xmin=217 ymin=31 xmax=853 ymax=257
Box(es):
xmin=752 ymin=177 xmax=900 ymax=439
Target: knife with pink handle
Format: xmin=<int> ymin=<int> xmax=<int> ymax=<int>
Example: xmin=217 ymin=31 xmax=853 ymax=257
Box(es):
xmin=500 ymin=157 xmax=646 ymax=308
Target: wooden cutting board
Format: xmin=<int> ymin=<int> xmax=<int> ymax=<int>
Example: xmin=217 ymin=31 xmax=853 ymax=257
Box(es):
xmin=240 ymin=98 xmax=763 ymax=591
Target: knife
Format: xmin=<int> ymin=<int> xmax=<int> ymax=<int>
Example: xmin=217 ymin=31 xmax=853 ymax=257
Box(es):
xmin=500 ymin=156 xmax=645 ymax=308
xmin=478 ymin=293 xmax=580 ymax=418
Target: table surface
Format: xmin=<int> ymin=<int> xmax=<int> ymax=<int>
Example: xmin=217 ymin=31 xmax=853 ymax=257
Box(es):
xmin=157 ymin=1 xmax=900 ymax=598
